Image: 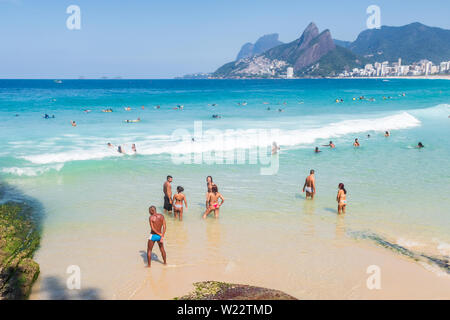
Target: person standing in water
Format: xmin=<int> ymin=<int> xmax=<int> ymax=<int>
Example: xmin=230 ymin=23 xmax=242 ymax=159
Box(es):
xmin=336 ymin=183 xmax=347 ymax=214
xmin=147 ymin=206 xmax=167 ymax=267
xmin=132 ymin=143 xmax=137 ymax=153
xmin=172 ymin=186 xmax=187 ymax=220
xmin=353 ymin=138 xmax=360 ymax=147
xmin=203 ymin=185 xmax=224 ymax=219
xmin=206 ymin=176 xmax=214 ymax=209
xmin=416 ymin=142 xmax=424 ymax=148
xmin=385 ymin=131 xmax=390 ymax=137
xmin=302 ymin=169 xmax=316 ymax=199
xmin=272 ymin=142 xmax=280 ymax=154
xmin=163 ymin=176 xmax=173 ymax=215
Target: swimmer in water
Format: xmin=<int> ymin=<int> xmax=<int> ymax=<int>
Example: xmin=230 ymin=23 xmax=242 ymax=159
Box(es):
xmin=132 ymin=144 xmax=137 ymax=153
xmin=71 ymin=120 xmax=77 ymax=127
xmin=416 ymin=142 xmax=424 ymax=148
xmin=336 ymin=183 xmax=347 ymax=214
xmin=353 ymin=138 xmax=360 ymax=147
xmin=302 ymin=169 xmax=316 ymax=200
xmin=146 ymin=206 xmax=167 ymax=267
xmin=107 ymin=143 xmax=114 ymax=148
xmin=367 ymin=134 xmax=371 ymax=138
xmin=172 ymin=186 xmax=187 ymax=221
xmin=323 ymin=141 xmax=335 ymax=148
xmin=203 ymin=185 xmax=224 ymax=219
xmin=314 ymin=147 xmax=321 ymax=153
xmin=117 ymin=145 xmax=125 ymax=154
xmin=385 ymin=131 xmax=390 ymax=137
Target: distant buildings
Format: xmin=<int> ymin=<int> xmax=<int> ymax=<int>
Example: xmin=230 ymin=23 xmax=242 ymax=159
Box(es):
xmin=286 ymin=67 xmax=294 ymax=79
xmin=339 ymin=58 xmax=450 ymax=77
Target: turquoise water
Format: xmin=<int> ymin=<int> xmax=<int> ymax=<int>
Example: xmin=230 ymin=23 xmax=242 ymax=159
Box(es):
xmin=0 ymin=79 xmax=449 ymax=298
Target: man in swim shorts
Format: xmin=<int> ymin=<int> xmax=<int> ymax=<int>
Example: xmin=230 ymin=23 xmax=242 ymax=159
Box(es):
xmin=163 ymin=175 xmax=173 ymax=214
xmin=302 ymin=169 xmax=316 ymax=199
xmin=147 ymin=206 xmax=167 ymax=267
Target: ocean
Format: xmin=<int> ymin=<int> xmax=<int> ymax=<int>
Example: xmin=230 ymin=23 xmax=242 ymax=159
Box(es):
xmin=0 ymin=79 xmax=449 ymax=299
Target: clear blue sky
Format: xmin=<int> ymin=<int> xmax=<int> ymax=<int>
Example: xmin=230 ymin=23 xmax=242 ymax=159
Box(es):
xmin=1 ymin=0 xmax=449 ymax=78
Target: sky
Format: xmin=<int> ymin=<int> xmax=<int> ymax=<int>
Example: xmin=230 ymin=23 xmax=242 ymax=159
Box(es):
xmin=0 ymin=0 xmax=449 ymax=78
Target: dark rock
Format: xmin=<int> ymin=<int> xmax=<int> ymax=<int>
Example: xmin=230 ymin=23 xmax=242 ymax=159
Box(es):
xmin=176 ymin=281 xmax=297 ymax=300
xmin=0 ymin=203 xmax=40 ymax=300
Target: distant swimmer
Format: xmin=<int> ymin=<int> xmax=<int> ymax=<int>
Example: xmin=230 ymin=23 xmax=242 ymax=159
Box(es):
xmin=102 ymin=108 xmax=113 ymax=112
xmin=323 ymin=141 xmax=335 ymax=148
xmin=155 ymin=105 xmax=160 ymax=109
xmin=212 ymin=114 xmax=221 ymax=119
xmin=163 ymin=176 xmax=173 ymax=215
xmin=124 ymin=107 xmax=131 ymax=111
xmin=71 ymin=120 xmax=77 ymax=127
xmin=278 ymin=108 xmax=284 ymax=112
xmin=132 ymin=143 xmax=137 ymax=153
xmin=141 ymin=105 xmax=145 ymax=110
xmin=314 ymin=147 xmax=321 ymax=153
xmin=272 ymin=142 xmax=280 ymax=155
xmin=385 ymin=131 xmax=390 ymax=137
xmin=147 ymin=206 xmax=167 ymax=268
xmin=107 ymin=142 xmax=114 ymax=148
xmin=416 ymin=142 xmax=424 ymax=148
xmin=302 ymin=169 xmax=316 ymax=200
xmin=203 ymin=184 xmax=224 ymax=219
xmin=367 ymin=134 xmax=371 ymax=138
xmin=83 ymin=109 xmax=91 ymax=113
xmin=172 ymin=186 xmax=187 ymax=221
xmin=353 ymin=138 xmax=360 ymax=147
xmin=117 ymin=145 xmax=125 ymax=154
xmin=125 ymin=117 xmax=141 ymax=123
xmin=336 ymin=183 xmax=347 ymax=214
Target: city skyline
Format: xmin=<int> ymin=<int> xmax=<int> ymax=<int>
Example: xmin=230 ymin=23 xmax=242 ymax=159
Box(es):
xmin=1 ymin=0 xmax=450 ymax=78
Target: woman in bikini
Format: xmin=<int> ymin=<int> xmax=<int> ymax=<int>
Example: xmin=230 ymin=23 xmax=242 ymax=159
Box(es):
xmin=336 ymin=183 xmax=347 ymax=214
xmin=203 ymin=185 xmax=224 ymax=219
xmin=172 ymin=186 xmax=187 ymax=221
xmin=206 ymin=176 xmax=214 ymax=208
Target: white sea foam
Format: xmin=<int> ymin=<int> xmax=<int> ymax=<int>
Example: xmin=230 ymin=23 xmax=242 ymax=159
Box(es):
xmin=2 ymin=164 xmax=64 ymax=176
xmin=18 ymin=111 xmax=421 ymax=165
xmin=396 ymin=238 xmax=424 ymax=249
xmin=432 ymin=238 xmax=450 ymax=256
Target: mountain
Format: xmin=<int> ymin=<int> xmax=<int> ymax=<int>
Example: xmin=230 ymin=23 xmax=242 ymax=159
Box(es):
xmin=334 ymin=39 xmax=351 ymax=48
xmin=348 ymin=22 xmax=450 ymax=64
xmin=298 ymin=45 xmax=366 ymax=77
xmin=214 ymin=23 xmax=354 ymax=78
xmin=236 ymin=34 xmax=284 ymax=61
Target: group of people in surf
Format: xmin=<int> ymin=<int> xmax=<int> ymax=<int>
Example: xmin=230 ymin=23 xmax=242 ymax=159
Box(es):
xmin=107 ymin=142 xmax=137 ymax=154
xmin=146 ymin=175 xmax=225 ymax=267
xmin=313 ymin=131 xmax=424 ymax=153
xmin=161 ymin=175 xmax=224 ymax=221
